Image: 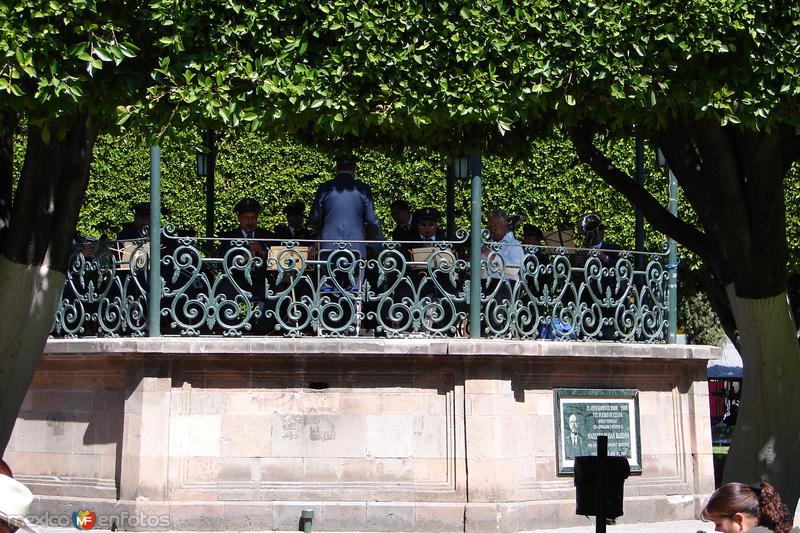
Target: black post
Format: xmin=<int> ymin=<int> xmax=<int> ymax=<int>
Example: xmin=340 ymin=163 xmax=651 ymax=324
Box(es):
xmin=596 ymin=435 xmax=608 ymax=533
xmin=446 ymin=165 xmax=456 ymax=240
xmin=202 ymin=130 xmax=217 ymax=238
xmin=634 ymin=133 xmax=645 ymax=269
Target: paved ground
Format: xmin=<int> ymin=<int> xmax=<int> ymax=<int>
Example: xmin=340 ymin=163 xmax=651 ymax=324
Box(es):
xmin=39 ymin=519 xmax=712 ymax=533
xmin=527 ymin=519 xmax=709 ymax=532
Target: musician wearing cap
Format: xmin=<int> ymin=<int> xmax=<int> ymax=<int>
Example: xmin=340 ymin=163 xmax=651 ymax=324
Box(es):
xmin=574 ymin=212 xmax=622 ymax=268
xmin=116 ymin=202 xmax=153 ymax=240
xmin=389 ymin=199 xmax=415 ymax=242
xmin=402 ymin=207 xmax=459 ymax=333
xmin=0 ymin=472 xmax=38 ymax=533
xmin=309 ymin=154 xmax=383 ymax=259
xmin=219 ymin=197 xmax=274 ymax=258
xmin=217 ymin=198 xmax=274 ymax=318
xmin=409 ymin=207 xmax=445 ymax=246
xmin=273 ymin=201 xmax=313 ymax=241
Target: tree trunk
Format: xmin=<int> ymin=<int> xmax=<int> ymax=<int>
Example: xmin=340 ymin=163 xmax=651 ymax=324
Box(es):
xmin=0 ymin=257 xmax=65 ymax=451
xmin=568 ymin=122 xmax=800 ymax=510
xmin=0 ymin=113 xmax=14 ymax=250
xmin=0 ymin=118 xmax=97 ymax=453
xmin=723 ymin=288 xmax=800 ymax=514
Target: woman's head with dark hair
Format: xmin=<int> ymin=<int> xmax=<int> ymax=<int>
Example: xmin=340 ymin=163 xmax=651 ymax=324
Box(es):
xmin=701 ymin=481 xmax=793 ymax=533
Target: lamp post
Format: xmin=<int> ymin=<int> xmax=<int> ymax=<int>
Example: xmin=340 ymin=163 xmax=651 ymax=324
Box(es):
xmin=447 ymin=155 xmax=470 ymax=240
xmin=196 ymin=130 xmax=216 ymax=237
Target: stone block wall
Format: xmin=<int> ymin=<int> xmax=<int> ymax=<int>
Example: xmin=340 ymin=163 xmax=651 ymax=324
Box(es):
xmin=5 ymin=338 xmax=717 ymax=532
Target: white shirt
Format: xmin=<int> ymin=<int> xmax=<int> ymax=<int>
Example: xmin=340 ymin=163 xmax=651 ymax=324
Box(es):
xmin=488 ymin=231 xmax=524 ymax=281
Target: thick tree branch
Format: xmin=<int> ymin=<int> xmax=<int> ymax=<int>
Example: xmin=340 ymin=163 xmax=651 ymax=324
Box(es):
xmin=653 ymin=122 xmax=731 ymax=283
xmin=685 ymin=117 xmax=753 ymax=267
xmin=0 ymin=112 xmax=15 ymax=252
xmin=567 ymin=123 xmax=713 ymax=263
xmin=780 ymin=130 xmax=800 ymax=174
xmin=652 ymin=122 xmax=711 ymax=222
xmin=701 ymin=272 xmax=740 ymax=351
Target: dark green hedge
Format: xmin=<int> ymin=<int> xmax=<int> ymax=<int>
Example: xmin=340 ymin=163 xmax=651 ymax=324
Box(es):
xmin=78 ymin=129 xmax=671 ymax=250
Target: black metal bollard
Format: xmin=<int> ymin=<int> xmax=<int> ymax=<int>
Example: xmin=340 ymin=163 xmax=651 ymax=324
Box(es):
xmin=574 ymin=436 xmax=631 ymax=533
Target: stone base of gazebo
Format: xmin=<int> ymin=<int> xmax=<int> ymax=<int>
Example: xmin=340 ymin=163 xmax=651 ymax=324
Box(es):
xmin=7 ymin=338 xmax=717 ymax=532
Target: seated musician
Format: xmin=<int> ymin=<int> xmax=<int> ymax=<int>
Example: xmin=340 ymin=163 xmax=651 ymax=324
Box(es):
xmin=478 ymin=210 xmax=524 ymax=335
xmin=390 ymin=199 xmax=416 ymax=242
xmin=219 ymin=198 xmax=274 ymax=258
xmin=574 ymin=212 xmax=625 ymax=340
xmin=116 ymin=202 xmax=152 ymax=240
xmin=114 ymin=202 xmax=175 ymax=264
xmin=573 ymin=213 xmax=622 ymax=268
xmin=520 ymin=223 xmax=548 ymax=268
xmin=481 ymin=210 xmax=524 ymax=281
xmin=403 ymin=207 xmax=460 ymax=334
xmin=273 ymin=200 xmax=314 ymax=241
xmin=522 ymin=224 xmax=544 ymax=247
xmin=407 ymin=207 xmax=446 ymax=248
xmin=217 ymin=198 xmax=274 ymax=310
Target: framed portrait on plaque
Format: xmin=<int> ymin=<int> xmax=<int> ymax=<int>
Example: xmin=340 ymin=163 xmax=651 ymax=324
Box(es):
xmin=554 ymin=388 xmax=641 ymax=475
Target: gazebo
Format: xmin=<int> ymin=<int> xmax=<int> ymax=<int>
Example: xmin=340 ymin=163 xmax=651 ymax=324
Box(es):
xmin=3 ymin=142 xmax=718 ymax=532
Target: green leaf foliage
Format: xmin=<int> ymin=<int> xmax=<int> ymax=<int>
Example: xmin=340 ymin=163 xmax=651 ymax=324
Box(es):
xmin=6 ymin=0 xmax=799 ymax=145
xmin=680 ymin=291 xmax=727 ymax=347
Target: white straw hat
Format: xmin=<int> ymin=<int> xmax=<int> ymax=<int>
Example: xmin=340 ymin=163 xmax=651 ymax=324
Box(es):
xmin=0 ymin=475 xmax=38 ymax=532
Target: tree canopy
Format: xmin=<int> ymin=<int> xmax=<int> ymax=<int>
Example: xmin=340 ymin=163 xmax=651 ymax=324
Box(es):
xmin=5 ymin=0 xmax=799 ymax=141
xmin=123 ymin=0 xmax=800 ymax=142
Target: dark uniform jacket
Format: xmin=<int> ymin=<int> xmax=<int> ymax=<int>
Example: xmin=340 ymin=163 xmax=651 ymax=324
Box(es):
xmin=391 ymin=219 xmax=416 ymax=242
xmin=309 ymin=172 xmax=381 ymax=258
xmin=217 ymin=227 xmax=274 ymax=300
xmin=272 ymin=224 xmax=314 ymax=241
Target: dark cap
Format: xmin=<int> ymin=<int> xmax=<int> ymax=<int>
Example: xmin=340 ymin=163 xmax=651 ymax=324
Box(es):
xmin=133 ymin=202 xmax=150 ymax=216
xmin=414 ymin=207 xmax=441 ymax=223
xmin=523 ymin=224 xmax=543 ymax=239
xmin=335 ymin=154 xmax=358 ymax=166
xmin=283 ymin=201 xmax=305 ymax=216
xmin=390 ymin=199 xmax=411 ymax=211
xmin=578 ymin=213 xmax=602 ymax=233
xmin=133 ymin=202 xmax=169 ymax=217
xmin=234 ymin=198 xmax=262 ymax=214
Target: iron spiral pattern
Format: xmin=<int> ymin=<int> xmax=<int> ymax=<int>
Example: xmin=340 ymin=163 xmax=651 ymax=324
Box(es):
xmin=52 ymin=229 xmax=670 ymax=341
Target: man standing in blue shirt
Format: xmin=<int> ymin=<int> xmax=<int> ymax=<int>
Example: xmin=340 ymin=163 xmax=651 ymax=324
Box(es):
xmin=309 ymin=155 xmax=383 ymax=259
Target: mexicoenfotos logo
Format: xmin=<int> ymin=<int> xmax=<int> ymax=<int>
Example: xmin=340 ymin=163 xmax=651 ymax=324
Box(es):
xmin=72 ymin=510 xmax=96 ymax=530
xmin=28 ymin=510 xmax=169 ymax=530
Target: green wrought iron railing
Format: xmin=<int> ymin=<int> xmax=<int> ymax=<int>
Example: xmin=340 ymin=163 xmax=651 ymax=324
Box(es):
xmin=52 ymin=227 xmax=672 ymax=341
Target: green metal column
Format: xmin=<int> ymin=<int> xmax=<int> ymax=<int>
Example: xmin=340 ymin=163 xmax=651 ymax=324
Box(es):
xmin=203 ymin=130 xmax=216 ymax=238
xmin=667 ymin=167 xmax=678 ymax=344
xmin=469 ymin=150 xmax=482 ymax=339
xmin=149 ymin=144 xmax=162 ymax=337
